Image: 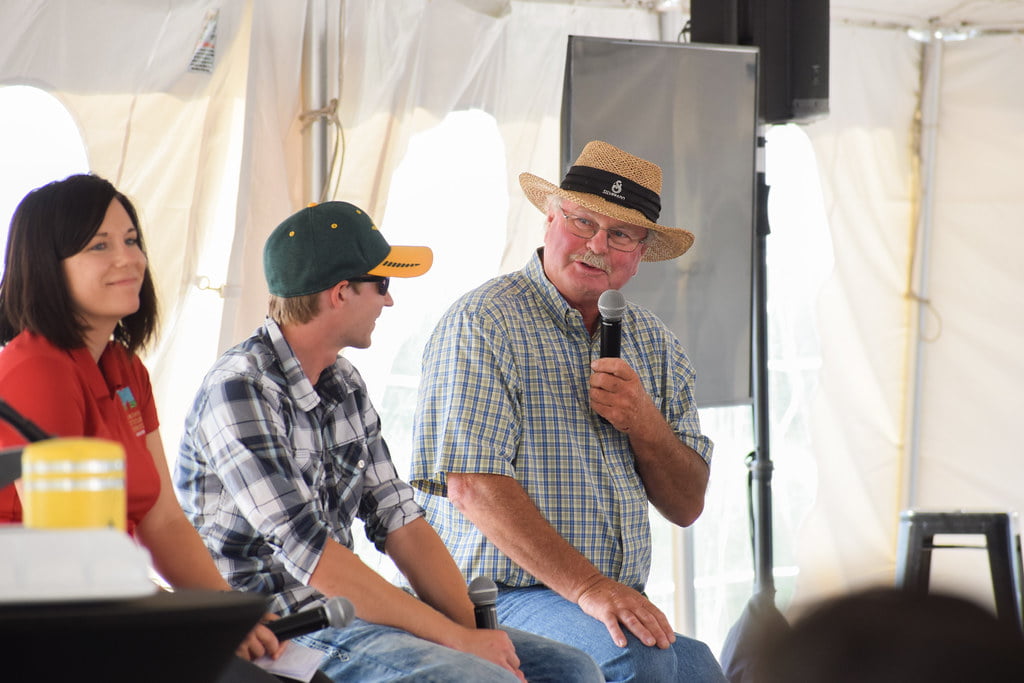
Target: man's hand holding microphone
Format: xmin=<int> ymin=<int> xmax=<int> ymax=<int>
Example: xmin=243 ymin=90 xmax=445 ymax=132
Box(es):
xmin=591 ymin=289 xmax=656 ymax=434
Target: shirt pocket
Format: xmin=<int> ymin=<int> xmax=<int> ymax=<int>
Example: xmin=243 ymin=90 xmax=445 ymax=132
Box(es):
xmin=322 ymin=441 xmax=367 ymax=517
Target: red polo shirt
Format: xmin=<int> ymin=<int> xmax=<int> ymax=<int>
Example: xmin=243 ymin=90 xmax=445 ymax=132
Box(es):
xmin=0 ymin=331 xmax=160 ymax=536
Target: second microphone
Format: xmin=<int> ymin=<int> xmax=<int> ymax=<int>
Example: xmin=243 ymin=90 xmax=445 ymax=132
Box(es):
xmin=267 ymin=596 xmax=356 ymax=641
xmin=468 ymin=576 xmax=499 ymax=630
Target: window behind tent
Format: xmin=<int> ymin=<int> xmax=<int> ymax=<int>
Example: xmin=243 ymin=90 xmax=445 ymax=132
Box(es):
xmin=692 ymin=123 xmax=828 ymax=654
xmin=0 ymin=85 xmax=90 ymax=271
xmin=345 ymin=107 xmax=510 ymax=460
xmin=345 ymin=108 xmax=508 ymax=578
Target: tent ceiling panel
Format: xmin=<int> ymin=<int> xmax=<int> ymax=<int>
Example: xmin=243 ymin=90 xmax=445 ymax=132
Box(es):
xmin=515 ymin=0 xmax=1024 ymax=27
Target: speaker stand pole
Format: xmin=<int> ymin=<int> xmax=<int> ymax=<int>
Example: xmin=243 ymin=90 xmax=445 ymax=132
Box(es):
xmin=751 ymin=129 xmax=776 ymax=601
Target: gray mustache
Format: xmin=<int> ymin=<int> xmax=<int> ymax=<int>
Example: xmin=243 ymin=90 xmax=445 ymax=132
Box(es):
xmin=572 ymin=251 xmax=610 ymax=273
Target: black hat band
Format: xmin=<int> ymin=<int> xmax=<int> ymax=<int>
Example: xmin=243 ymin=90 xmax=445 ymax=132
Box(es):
xmin=560 ymin=165 xmax=661 ymax=222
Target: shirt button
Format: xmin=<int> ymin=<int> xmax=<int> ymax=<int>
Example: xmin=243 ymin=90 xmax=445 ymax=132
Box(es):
xmin=357 ymin=459 xmax=365 ymax=469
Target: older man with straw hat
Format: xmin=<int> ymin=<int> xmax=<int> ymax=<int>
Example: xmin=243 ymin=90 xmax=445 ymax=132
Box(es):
xmin=412 ymin=141 xmax=725 ymax=681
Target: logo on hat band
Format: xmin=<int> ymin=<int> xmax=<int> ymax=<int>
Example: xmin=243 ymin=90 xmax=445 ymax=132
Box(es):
xmin=560 ymin=165 xmax=661 ymax=222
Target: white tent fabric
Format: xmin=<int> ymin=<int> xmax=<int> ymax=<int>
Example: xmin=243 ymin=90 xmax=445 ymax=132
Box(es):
xmin=0 ymin=0 xmax=308 ymax=458
xmin=2 ymin=0 xmax=1023 ymax=651
xmin=791 ymin=21 xmax=923 ymax=597
xmin=795 ymin=16 xmax=1024 ymax=611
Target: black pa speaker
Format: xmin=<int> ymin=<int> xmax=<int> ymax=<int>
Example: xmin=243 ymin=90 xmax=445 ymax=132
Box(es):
xmin=691 ymin=0 xmax=828 ymax=124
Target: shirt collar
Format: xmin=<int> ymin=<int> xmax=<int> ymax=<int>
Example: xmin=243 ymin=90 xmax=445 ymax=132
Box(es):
xmin=68 ymin=342 xmax=117 ymax=399
xmin=523 ymin=248 xmax=586 ymax=333
xmin=261 ymin=317 xmax=322 ymax=412
xmin=260 ymin=317 xmax=353 ymax=412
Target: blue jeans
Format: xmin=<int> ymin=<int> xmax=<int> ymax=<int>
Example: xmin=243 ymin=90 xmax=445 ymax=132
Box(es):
xmin=497 ymin=585 xmax=728 ymax=683
xmin=296 ymin=617 xmax=603 ymax=682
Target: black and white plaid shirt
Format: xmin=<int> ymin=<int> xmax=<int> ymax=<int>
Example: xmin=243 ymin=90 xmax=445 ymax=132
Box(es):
xmin=175 ymin=317 xmax=423 ymax=615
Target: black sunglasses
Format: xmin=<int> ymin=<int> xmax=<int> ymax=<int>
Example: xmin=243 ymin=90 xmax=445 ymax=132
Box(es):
xmin=348 ymin=275 xmax=390 ymax=296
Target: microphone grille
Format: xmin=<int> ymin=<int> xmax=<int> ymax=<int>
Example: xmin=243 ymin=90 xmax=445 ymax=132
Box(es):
xmin=598 ymin=289 xmax=626 ymax=322
xmin=468 ymin=576 xmax=498 ymax=605
xmin=324 ymin=596 xmax=356 ymax=628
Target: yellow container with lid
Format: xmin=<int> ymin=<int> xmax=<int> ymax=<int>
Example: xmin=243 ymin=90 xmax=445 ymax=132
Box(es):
xmin=20 ymin=438 xmax=126 ymax=532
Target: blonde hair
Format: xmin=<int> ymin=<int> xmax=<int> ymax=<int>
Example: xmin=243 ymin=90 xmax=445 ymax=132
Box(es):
xmin=268 ymin=292 xmax=321 ymax=326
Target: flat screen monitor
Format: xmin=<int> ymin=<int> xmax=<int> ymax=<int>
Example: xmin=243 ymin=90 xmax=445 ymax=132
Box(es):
xmin=563 ymin=37 xmax=758 ymax=407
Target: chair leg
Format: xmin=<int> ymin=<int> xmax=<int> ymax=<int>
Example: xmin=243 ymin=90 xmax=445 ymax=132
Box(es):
xmin=898 ymin=511 xmax=1024 ymax=637
xmin=896 ymin=519 xmax=933 ymax=593
xmin=986 ymin=519 xmax=1024 ymax=634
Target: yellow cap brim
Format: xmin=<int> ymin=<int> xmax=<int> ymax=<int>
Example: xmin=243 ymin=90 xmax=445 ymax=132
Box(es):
xmin=367 ymin=245 xmax=433 ymax=278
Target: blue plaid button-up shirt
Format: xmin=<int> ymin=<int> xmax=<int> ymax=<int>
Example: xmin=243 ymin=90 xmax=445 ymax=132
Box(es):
xmin=175 ymin=318 xmax=424 ymax=615
xmin=411 ymin=250 xmax=712 ymax=592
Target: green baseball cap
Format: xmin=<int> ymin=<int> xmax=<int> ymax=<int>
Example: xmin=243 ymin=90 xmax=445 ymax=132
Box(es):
xmin=263 ymin=201 xmax=433 ymax=297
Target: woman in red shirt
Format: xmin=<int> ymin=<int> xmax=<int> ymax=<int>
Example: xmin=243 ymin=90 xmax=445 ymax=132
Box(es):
xmin=0 ymin=174 xmax=283 ymax=671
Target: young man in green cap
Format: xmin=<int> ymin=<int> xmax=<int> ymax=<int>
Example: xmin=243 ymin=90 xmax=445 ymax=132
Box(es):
xmin=174 ymin=201 xmax=601 ymax=682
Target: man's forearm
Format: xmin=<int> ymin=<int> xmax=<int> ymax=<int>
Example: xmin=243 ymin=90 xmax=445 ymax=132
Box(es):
xmin=309 ymin=536 xmax=470 ymax=647
xmin=588 ymin=357 xmax=709 ymax=527
xmin=446 ymin=472 xmax=604 ymax=603
xmin=311 ymin=530 xmax=526 ymax=678
xmin=447 ymin=471 xmax=681 ymax=650
xmin=385 ymin=517 xmax=476 ymax=628
xmin=628 ymin=403 xmax=709 ymax=526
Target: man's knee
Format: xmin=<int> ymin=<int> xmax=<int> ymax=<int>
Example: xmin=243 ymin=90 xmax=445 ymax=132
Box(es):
xmin=671 ymin=635 xmax=727 ymax=682
xmin=551 ymin=645 xmax=605 ymax=683
xmin=505 ymin=625 xmax=604 ymax=682
xmin=601 ymin=634 xmax=725 ymax=683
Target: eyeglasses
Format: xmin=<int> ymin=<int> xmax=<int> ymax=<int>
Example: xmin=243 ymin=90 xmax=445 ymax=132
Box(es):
xmin=560 ymin=211 xmax=648 ymax=252
xmin=348 ymin=275 xmax=390 ymax=296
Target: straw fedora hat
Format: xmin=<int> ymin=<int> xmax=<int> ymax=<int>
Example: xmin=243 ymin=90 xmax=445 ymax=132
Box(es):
xmin=519 ymin=140 xmax=694 ymax=261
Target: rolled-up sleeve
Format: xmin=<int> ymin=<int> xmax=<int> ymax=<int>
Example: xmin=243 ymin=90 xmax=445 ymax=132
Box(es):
xmin=194 ymin=373 xmax=329 ymax=585
xmin=663 ymin=333 xmax=714 ymax=465
xmin=356 ymin=399 xmax=424 ymax=550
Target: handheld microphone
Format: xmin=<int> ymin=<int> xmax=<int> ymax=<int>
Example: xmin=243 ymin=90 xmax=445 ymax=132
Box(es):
xmin=468 ymin=576 xmax=499 ymax=630
xmin=598 ymin=289 xmax=626 ymax=358
xmin=267 ymin=596 xmax=355 ymax=641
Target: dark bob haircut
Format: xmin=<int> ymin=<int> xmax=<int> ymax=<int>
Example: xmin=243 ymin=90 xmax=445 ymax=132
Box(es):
xmin=0 ymin=174 xmax=158 ymax=354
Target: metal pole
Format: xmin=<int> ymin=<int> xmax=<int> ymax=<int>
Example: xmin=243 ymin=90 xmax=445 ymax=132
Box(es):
xmin=751 ymin=129 xmax=775 ymax=597
xmin=303 ymin=0 xmax=329 ymax=203
xmin=903 ymin=31 xmax=943 ymax=511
